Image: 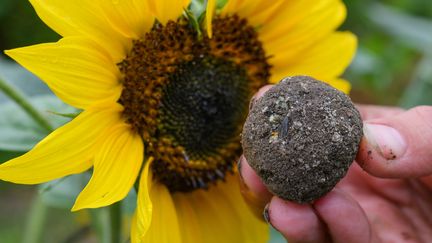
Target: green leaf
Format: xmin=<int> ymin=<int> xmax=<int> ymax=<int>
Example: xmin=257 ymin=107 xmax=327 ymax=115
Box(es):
xmin=47 ymin=110 xmax=80 ymax=119
xmin=399 ymin=55 xmax=432 ymax=108
xmin=190 ymin=0 xmax=206 ymax=18
xmin=39 ymin=173 xmax=90 ymax=209
xmin=184 ymin=8 xmax=203 ymax=40
xmin=0 ymin=0 xmax=14 ymax=18
xmin=0 ymin=150 xmax=23 ymax=163
xmin=367 ymin=3 xmax=432 ymax=54
xmin=0 ymin=57 xmax=51 ymax=103
xmin=0 ymin=95 xmax=78 ymax=151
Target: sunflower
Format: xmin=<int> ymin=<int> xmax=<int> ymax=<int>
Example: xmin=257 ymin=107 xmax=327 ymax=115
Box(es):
xmin=0 ymin=0 xmax=356 ymax=242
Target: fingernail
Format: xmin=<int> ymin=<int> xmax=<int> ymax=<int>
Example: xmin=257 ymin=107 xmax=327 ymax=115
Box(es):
xmin=364 ymin=123 xmax=407 ymax=160
xmin=237 ymin=157 xmax=243 ymax=181
xmin=263 ymin=203 xmax=270 ymax=223
xmin=249 ymin=96 xmax=257 ymax=111
xmin=237 ymin=157 xmax=250 ymax=195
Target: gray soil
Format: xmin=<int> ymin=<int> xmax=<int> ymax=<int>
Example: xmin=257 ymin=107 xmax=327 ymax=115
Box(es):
xmin=242 ymin=76 xmax=362 ymax=203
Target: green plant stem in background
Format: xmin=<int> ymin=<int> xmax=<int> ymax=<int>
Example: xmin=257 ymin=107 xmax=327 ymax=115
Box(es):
xmin=0 ymin=77 xmax=53 ymax=132
xmin=109 ymin=202 xmax=122 ymax=243
xmin=22 ymin=195 xmax=48 ymax=243
xmin=89 ymin=202 xmax=123 ymax=243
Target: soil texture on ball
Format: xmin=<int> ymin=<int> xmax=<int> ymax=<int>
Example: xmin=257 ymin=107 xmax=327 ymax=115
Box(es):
xmin=242 ymin=76 xmax=363 ymax=203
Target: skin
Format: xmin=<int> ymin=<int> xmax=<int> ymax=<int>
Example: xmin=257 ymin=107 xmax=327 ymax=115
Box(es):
xmin=239 ymin=85 xmax=432 ymax=243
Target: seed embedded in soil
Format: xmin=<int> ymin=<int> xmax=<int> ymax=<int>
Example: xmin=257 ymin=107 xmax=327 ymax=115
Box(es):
xmin=241 ymin=76 xmax=363 ymax=203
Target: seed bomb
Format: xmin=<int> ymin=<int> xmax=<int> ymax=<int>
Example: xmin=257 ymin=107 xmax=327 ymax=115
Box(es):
xmin=242 ymin=76 xmax=363 ymax=203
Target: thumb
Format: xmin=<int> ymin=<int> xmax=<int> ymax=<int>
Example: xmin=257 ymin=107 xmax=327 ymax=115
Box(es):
xmin=356 ymin=106 xmax=432 ymax=178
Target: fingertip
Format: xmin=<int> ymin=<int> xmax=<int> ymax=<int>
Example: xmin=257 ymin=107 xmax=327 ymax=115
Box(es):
xmin=355 ymin=136 xmax=391 ymax=178
xmin=238 ymin=156 xmax=270 ymax=197
xmin=313 ymin=189 xmax=371 ymax=243
xmin=356 ymin=106 xmax=432 ymax=178
xmin=255 ymin=85 xmax=273 ymax=99
xmin=267 ymin=197 xmax=328 ymax=243
xmin=249 ymin=85 xmax=273 ymax=111
xmin=238 ymin=155 xmax=272 ymax=218
xmin=356 ymin=119 xmax=410 ymax=178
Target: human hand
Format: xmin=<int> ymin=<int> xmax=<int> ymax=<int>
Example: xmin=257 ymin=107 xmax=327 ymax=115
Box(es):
xmin=239 ymin=85 xmax=432 ymax=243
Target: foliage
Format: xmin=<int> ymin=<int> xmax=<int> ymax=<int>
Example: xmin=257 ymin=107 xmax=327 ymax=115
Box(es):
xmin=344 ymin=0 xmax=432 ymax=107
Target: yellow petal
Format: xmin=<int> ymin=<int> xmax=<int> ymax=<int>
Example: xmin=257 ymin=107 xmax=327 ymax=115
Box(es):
xmin=29 ymin=0 xmax=131 ymax=61
xmin=171 ymin=193 xmax=203 ymax=242
xmin=216 ymin=175 xmax=269 ymax=243
xmin=132 ymin=158 xmax=153 ymax=243
xmin=243 ymin=1 xmax=285 ymax=27
xmin=5 ymin=37 xmax=122 ymax=110
xmin=141 ymin=185 xmax=182 ymax=243
xmin=222 ymin=0 xmax=284 ymax=27
xmin=132 ymin=159 xmax=182 ymax=243
xmin=236 ymin=0 xmax=280 ymax=17
xmin=145 ymin=0 xmax=191 ymax=25
xmin=0 ymin=104 xmax=123 ymax=184
xmin=270 ymin=32 xmax=357 ymax=85
xmin=260 ymin=0 xmax=346 ymax=54
xmin=221 ymin=0 xmax=245 ymax=15
xmin=206 ymin=0 xmax=216 ymax=38
xmin=72 ymin=124 xmax=144 ymax=211
xmin=327 ymin=78 xmax=351 ymax=94
xmin=98 ymin=0 xmax=155 ymax=39
xmin=172 ymin=173 xmax=269 ymax=243
xmin=131 ymin=213 xmax=140 ymax=243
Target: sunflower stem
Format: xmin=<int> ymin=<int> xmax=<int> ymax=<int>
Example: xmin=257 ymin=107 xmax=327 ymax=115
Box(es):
xmin=109 ymin=202 xmax=122 ymax=243
xmin=0 ymin=77 xmax=53 ymax=132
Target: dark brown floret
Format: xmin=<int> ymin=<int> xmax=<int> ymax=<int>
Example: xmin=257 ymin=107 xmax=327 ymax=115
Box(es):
xmin=242 ymin=76 xmax=363 ymax=203
xmin=118 ymin=16 xmax=270 ymax=192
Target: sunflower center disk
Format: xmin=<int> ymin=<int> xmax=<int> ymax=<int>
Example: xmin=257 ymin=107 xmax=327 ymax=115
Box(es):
xmin=119 ymin=15 xmax=270 ymax=192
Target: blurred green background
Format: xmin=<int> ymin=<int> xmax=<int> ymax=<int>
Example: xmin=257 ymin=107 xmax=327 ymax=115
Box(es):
xmin=0 ymin=0 xmax=431 ymax=242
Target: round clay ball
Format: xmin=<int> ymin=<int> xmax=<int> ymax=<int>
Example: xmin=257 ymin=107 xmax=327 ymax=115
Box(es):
xmin=242 ymin=76 xmax=363 ymax=203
